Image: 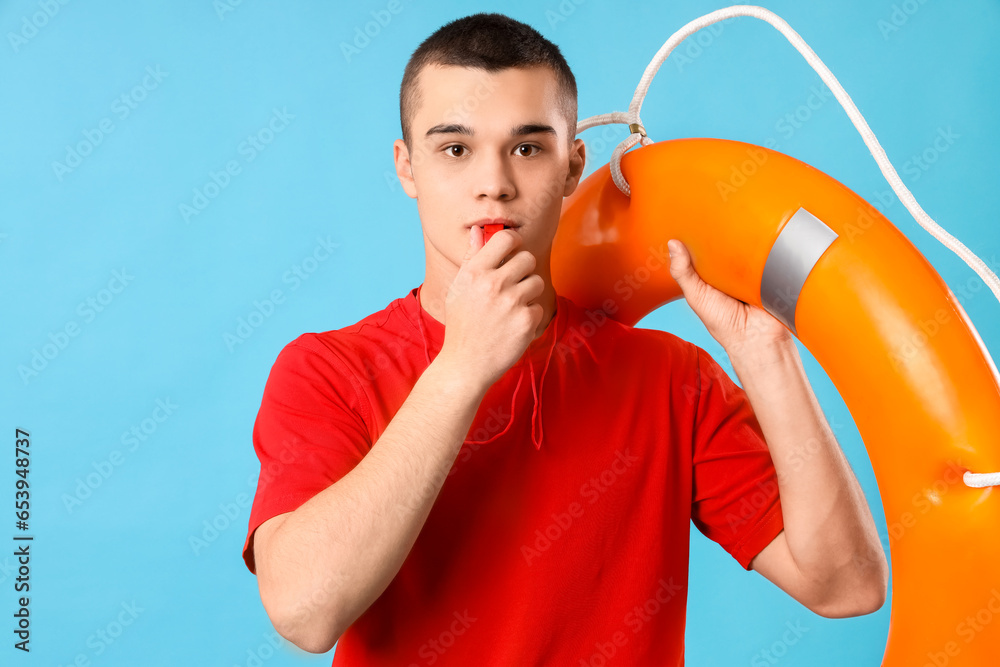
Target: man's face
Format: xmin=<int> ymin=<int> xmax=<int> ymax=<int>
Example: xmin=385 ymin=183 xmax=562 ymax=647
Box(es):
xmin=393 ymin=64 xmax=585 ymax=281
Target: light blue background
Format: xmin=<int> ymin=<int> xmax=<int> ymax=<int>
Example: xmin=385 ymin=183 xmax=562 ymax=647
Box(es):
xmin=2 ymin=0 xmax=997 ymax=665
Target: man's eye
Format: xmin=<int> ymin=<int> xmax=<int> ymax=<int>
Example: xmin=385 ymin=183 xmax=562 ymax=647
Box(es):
xmin=445 ymin=145 xmax=467 ymax=157
xmin=517 ymin=144 xmax=541 ymax=157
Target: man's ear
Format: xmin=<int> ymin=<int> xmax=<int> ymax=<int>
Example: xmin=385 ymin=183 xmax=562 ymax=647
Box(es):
xmin=393 ymin=139 xmax=418 ymax=199
xmin=562 ymin=137 xmax=587 ymax=197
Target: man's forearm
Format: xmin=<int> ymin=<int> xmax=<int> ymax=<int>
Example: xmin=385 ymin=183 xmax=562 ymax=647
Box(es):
xmin=726 ymin=338 xmax=885 ymax=594
xmin=256 ymin=354 xmax=488 ymax=653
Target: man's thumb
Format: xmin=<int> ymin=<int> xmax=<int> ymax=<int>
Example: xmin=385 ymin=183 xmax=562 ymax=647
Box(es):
xmin=667 ymin=239 xmax=689 ymax=281
xmin=463 ymin=226 xmax=483 ymax=263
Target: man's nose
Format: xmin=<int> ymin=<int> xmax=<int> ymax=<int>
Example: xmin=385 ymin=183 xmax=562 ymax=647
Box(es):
xmin=475 ymin=152 xmax=516 ymax=200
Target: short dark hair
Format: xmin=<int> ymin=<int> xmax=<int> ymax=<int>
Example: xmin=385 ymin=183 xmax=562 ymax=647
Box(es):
xmin=399 ymin=13 xmax=578 ymax=149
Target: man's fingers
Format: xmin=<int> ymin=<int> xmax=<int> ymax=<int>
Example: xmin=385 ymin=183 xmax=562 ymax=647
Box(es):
xmin=467 ymin=225 xmax=484 ymax=258
xmin=462 ymin=227 xmax=475 ymax=264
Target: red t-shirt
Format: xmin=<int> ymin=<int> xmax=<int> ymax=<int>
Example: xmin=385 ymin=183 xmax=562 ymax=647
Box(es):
xmin=242 ymin=284 xmax=783 ymax=666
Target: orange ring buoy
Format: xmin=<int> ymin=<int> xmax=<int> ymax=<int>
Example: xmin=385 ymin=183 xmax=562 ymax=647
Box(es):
xmin=551 ymin=137 xmax=1000 ymax=666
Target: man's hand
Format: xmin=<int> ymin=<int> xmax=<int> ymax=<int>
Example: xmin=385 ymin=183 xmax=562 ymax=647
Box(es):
xmin=666 ymin=239 xmax=792 ymax=353
xmin=440 ymin=226 xmax=545 ymax=390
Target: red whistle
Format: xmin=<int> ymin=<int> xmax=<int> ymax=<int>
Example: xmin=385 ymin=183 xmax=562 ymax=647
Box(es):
xmin=482 ymin=223 xmax=504 ymax=244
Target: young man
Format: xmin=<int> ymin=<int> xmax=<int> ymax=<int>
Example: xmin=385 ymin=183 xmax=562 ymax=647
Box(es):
xmin=241 ymin=13 xmax=888 ymax=664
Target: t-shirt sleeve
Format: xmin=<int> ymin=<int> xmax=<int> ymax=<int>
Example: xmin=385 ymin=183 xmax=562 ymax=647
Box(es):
xmin=689 ymin=345 xmax=784 ymax=570
xmin=242 ymin=334 xmax=372 ymax=574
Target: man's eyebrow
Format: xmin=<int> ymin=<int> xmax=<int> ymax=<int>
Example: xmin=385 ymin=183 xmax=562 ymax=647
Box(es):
xmin=423 ymin=123 xmax=558 ymax=138
xmin=510 ymin=123 xmax=557 ymax=137
xmin=425 ymin=123 xmax=473 ymax=137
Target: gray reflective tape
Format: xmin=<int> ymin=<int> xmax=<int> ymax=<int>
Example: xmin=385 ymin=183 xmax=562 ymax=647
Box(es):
xmin=759 ymin=208 xmax=838 ymax=335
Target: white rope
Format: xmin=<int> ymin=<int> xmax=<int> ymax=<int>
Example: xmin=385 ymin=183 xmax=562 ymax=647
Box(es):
xmin=575 ymin=4 xmax=1000 ymax=487
xmin=964 ymin=471 xmax=1000 ymax=489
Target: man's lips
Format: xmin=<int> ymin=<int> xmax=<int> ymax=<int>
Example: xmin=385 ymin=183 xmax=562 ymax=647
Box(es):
xmin=467 ymin=218 xmax=519 ymax=244
xmin=466 ymin=218 xmax=518 ymax=229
